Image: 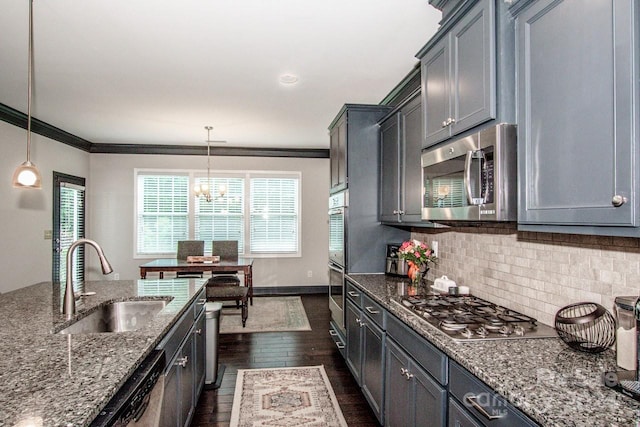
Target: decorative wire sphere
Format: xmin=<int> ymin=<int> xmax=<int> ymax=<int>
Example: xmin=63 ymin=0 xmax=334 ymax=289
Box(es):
xmin=554 ymin=302 xmax=616 ymax=353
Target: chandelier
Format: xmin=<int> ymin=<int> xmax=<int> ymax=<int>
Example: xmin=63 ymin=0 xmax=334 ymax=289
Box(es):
xmin=194 ymin=126 xmax=214 ymax=202
xmin=194 ymin=126 xmax=227 ymax=202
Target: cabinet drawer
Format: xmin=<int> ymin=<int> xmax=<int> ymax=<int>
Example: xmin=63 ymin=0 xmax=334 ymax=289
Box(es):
xmin=361 ymin=293 xmax=384 ymax=329
xmin=345 ymin=280 xmax=363 ymax=306
xmin=449 ymin=397 xmax=482 ymax=427
xmin=449 ymin=361 xmax=538 ymax=427
xmin=386 ymin=313 xmax=448 ymax=385
xmin=157 ymin=305 xmax=195 ymax=366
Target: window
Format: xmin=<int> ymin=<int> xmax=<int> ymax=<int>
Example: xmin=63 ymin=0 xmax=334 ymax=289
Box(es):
xmin=195 ymin=177 xmax=245 ymax=254
xmin=135 ymin=169 xmax=301 ymax=257
xmin=250 ymin=177 xmax=299 ymax=253
xmin=136 ymin=173 xmax=189 ymax=255
xmin=53 ymin=173 xmax=85 ymax=290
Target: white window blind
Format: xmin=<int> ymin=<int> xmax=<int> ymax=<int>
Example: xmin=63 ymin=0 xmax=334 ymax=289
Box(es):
xmin=137 ymin=174 xmax=189 ymax=254
xmin=250 ymin=177 xmax=299 ymax=253
xmin=195 ymin=177 xmax=245 ymax=254
xmin=59 ymin=182 xmax=85 ymax=291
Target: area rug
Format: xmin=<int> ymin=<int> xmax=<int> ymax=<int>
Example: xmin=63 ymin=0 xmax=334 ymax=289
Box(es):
xmin=230 ymin=365 xmax=348 ymax=427
xmin=219 ymin=296 xmax=311 ymax=334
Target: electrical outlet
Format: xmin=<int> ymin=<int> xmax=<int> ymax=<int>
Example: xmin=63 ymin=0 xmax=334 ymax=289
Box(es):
xmin=44 ymin=230 xmax=52 ymax=240
xmin=113 ymin=273 xmax=120 ymax=280
xmin=307 ymin=270 xmax=313 ymax=278
xmin=431 ymin=241 xmax=439 ymax=258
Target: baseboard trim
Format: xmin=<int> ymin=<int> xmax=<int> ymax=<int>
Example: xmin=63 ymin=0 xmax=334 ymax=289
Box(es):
xmin=253 ymin=285 xmax=328 ymax=296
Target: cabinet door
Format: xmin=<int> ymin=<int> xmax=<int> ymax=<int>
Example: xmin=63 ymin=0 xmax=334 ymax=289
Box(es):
xmin=361 ymin=316 xmax=385 ymax=423
xmin=179 ymin=333 xmax=196 ymax=427
xmin=450 ymin=0 xmax=495 ymax=135
xmin=422 ymin=36 xmax=451 ymax=148
xmin=380 ymin=113 xmax=401 ymax=222
xmin=385 ymin=339 xmax=413 ymax=427
xmin=193 ymin=311 xmax=206 ymax=396
xmin=412 ymin=361 xmax=447 ymax=427
xmin=330 ymin=115 xmax=348 ymax=192
xmin=517 ymin=0 xmax=637 ymax=227
xmin=400 ymin=95 xmax=424 ymax=222
xmin=345 ymin=299 xmax=362 ymax=384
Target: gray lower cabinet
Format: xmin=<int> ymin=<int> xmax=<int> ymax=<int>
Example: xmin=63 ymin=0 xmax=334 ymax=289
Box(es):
xmin=514 ymin=0 xmax=639 ymax=235
xmin=345 ymin=291 xmax=385 ymax=424
xmin=158 ymin=291 xmax=207 ymax=427
xmin=380 ymin=91 xmax=424 ymax=224
xmin=449 ymin=361 xmax=538 ymax=427
xmin=385 ymin=338 xmax=446 ymax=427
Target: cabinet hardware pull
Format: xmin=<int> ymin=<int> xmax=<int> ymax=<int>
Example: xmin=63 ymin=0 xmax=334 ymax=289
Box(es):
xmin=393 ymin=209 xmax=399 ymax=215
xmin=612 ymin=195 xmax=627 ymax=207
xmin=194 ymin=328 xmax=202 ymax=335
xmin=405 ymin=372 xmax=414 ymax=380
xmin=365 ymin=307 xmax=380 ymax=315
xmin=442 ymin=120 xmax=448 ymax=128
xmin=348 ymin=291 xmax=360 ymax=297
xmin=175 ymin=356 xmax=189 ymax=368
xmin=465 ymin=395 xmax=505 ymax=420
xmin=336 ymin=342 xmax=345 ymax=349
xmin=400 ymin=367 xmax=408 ymax=376
xmin=329 ymin=330 xmax=338 ymax=336
xmin=449 ymin=118 xmax=456 ymax=125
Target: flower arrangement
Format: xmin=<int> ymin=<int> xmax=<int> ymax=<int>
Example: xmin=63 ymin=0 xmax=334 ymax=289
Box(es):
xmin=398 ymin=239 xmax=437 ymax=284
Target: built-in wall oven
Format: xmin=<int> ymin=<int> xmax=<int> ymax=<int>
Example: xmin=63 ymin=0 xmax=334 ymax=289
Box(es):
xmin=328 ymin=191 xmax=346 ymax=338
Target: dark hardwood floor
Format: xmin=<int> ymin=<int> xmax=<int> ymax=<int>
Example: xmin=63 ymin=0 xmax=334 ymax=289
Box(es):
xmin=191 ymin=294 xmax=380 ymax=426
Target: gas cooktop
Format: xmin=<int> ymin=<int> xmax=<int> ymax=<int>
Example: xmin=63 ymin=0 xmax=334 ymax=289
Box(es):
xmin=393 ymin=293 xmax=557 ymax=342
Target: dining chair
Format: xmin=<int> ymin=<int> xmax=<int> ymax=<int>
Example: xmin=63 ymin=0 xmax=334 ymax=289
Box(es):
xmin=210 ymin=240 xmax=241 ymax=285
xmin=206 ymin=240 xmax=246 ymax=325
xmin=176 ymin=240 xmax=205 ymax=278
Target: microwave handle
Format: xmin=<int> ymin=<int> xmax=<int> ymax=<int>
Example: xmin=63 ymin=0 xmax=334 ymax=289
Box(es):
xmin=464 ymin=150 xmax=486 ymax=205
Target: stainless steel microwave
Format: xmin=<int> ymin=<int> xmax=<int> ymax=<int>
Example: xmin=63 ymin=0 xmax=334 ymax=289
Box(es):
xmin=421 ymin=124 xmax=517 ymax=222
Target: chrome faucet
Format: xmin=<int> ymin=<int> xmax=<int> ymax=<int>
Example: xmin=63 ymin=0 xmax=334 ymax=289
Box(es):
xmin=63 ymin=238 xmax=113 ymax=320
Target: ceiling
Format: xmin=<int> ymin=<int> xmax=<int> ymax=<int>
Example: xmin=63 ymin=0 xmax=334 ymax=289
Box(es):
xmin=0 ymin=0 xmax=441 ymax=149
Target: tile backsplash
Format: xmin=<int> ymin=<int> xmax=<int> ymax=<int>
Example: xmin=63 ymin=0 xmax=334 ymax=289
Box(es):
xmin=413 ymin=226 xmax=640 ymax=326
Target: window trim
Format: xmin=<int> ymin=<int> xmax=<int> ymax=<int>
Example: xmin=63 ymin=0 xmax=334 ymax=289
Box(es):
xmin=134 ymin=168 xmax=302 ymax=259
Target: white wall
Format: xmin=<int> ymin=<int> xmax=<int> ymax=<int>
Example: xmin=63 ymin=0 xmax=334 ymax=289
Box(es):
xmin=0 ymin=121 xmax=90 ymax=293
xmin=88 ymin=153 xmax=330 ymax=288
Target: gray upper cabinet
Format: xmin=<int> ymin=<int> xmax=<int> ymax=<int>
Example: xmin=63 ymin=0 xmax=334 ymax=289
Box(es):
xmin=380 ymin=91 xmax=424 ymax=224
xmin=419 ymin=0 xmax=497 ymax=148
xmin=329 ymin=105 xmax=391 ymax=195
xmin=514 ymin=0 xmax=639 ymax=235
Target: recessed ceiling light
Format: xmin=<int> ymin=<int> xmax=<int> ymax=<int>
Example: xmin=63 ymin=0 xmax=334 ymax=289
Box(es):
xmin=279 ymin=74 xmax=299 ymax=85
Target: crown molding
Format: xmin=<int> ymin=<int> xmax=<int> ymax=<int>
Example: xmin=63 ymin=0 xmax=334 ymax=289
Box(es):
xmin=1 ymin=103 xmax=329 ymax=158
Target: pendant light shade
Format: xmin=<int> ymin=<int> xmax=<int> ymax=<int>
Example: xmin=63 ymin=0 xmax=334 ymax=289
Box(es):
xmin=12 ymin=0 xmax=42 ymax=189
xmin=12 ymin=160 xmax=42 ymax=188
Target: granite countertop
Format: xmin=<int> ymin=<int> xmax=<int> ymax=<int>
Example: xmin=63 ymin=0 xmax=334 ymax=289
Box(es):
xmin=0 ymin=278 xmax=206 ymax=427
xmin=347 ymin=273 xmax=640 ymax=427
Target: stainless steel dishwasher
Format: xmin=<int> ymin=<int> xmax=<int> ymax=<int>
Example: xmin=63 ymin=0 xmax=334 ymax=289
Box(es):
xmin=90 ymin=349 xmax=166 ymax=426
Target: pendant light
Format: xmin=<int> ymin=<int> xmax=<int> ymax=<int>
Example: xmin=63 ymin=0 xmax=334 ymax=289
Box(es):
xmin=12 ymin=0 xmax=42 ymax=189
xmin=194 ymin=126 xmax=213 ymax=202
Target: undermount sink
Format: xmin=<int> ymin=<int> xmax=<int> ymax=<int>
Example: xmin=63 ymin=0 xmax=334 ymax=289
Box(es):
xmin=58 ymin=300 xmax=169 ymax=334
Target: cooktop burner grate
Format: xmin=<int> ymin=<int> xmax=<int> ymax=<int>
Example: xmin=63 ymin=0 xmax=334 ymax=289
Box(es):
xmin=395 ymin=294 xmax=557 ymax=342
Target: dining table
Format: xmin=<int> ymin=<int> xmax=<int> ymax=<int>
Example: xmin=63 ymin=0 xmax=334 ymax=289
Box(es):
xmin=139 ymin=257 xmax=254 ymax=304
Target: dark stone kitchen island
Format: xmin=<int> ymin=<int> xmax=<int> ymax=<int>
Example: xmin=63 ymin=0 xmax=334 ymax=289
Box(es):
xmin=0 ymin=278 xmax=206 ymax=426
xmin=347 ymin=273 xmax=640 ymax=426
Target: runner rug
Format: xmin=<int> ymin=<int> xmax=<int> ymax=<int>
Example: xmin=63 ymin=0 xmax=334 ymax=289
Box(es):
xmin=219 ymin=296 xmax=312 ymax=334
xmin=230 ymin=366 xmax=348 ymax=427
